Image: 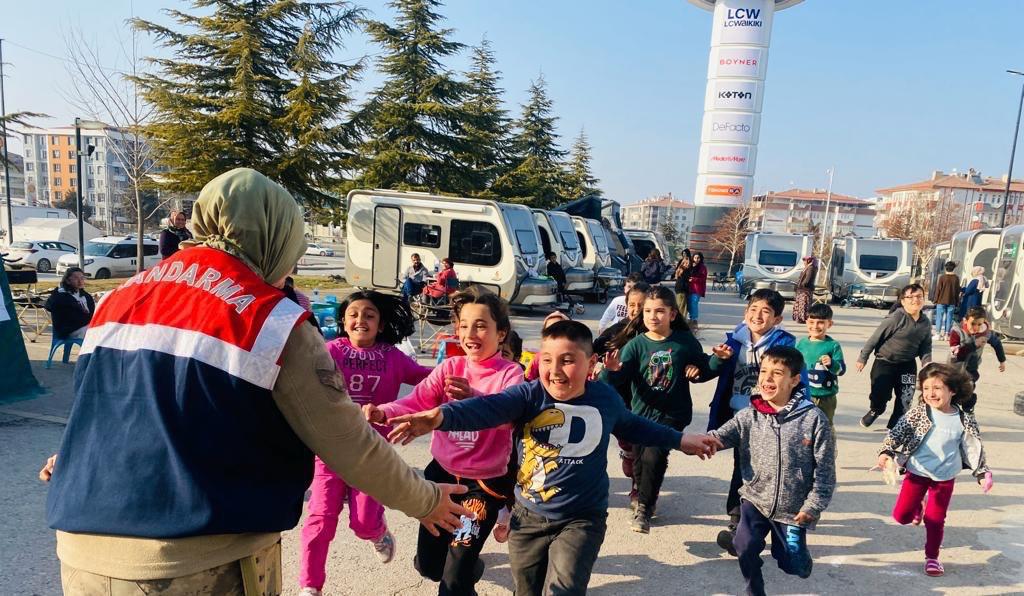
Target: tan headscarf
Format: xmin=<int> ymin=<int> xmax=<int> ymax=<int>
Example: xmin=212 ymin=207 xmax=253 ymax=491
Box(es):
xmin=181 ymin=168 xmax=305 ymax=285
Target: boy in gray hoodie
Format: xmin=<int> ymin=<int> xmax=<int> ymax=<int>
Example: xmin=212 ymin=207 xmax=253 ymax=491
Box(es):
xmin=708 ymin=346 xmax=836 ymax=596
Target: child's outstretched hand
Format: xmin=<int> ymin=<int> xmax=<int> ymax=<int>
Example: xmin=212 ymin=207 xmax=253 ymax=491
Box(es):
xmin=388 ymin=407 xmax=444 ymax=445
xmin=444 ymin=376 xmax=475 ymax=400
xmin=39 ymin=454 xmax=56 ymax=482
xmin=981 ymin=471 xmax=994 ymax=493
xmin=871 ymin=453 xmax=898 ymax=486
xmin=684 ymin=364 xmax=701 ymax=380
xmin=855 ymin=361 xmax=865 ymax=372
xmin=679 ymin=434 xmax=723 ymax=459
xmin=999 ymin=362 xmax=1006 ymax=373
xmin=363 ymin=404 xmax=386 ymax=425
xmin=604 ymin=350 xmax=622 ymax=372
xmin=794 ymin=511 xmax=817 ymax=525
xmin=711 ymin=344 xmax=733 ymax=360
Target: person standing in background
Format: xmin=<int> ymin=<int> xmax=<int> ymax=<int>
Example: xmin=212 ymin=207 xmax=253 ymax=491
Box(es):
xmin=688 ymin=252 xmax=708 ymax=334
xmin=792 ymin=256 xmax=818 ymax=324
xmin=931 ymin=262 xmax=960 ymax=340
xmin=159 ymin=210 xmax=193 ymax=259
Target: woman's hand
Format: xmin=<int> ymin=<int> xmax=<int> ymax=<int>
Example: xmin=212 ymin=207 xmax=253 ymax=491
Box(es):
xmin=39 ymin=454 xmax=57 ymax=482
xmin=418 ymin=483 xmax=472 ymax=537
xmin=363 ymin=404 xmax=386 ymax=425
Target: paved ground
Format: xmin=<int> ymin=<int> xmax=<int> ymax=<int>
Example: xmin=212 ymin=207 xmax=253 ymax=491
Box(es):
xmin=3 ymin=288 xmax=1023 ymax=596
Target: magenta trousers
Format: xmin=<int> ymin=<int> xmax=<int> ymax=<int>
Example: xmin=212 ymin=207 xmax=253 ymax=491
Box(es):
xmin=892 ymin=472 xmax=956 ymax=559
xmin=299 ymin=456 xmax=387 ymax=589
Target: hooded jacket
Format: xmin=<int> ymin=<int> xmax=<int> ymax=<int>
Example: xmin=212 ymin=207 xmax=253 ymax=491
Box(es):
xmin=710 ymin=385 xmax=836 ymax=528
xmin=705 ymin=323 xmax=803 ymax=431
xmin=879 ymin=402 xmax=989 ymax=481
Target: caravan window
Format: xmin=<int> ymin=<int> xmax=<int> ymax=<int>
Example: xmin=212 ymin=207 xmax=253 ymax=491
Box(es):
xmin=859 ymin=255 xmax=898 ymax=272
xmin=536 ymin=226 xmax=552 ymax=254
xmin=514 ymin=230 xmax=539 ymax=255
xmin=403 ymin=223 xmax=441 ymax=248
xmin=450 ymin=220 xmax=500 ymax=266
xmin=758 ymin=250 xmax=797 ymax=267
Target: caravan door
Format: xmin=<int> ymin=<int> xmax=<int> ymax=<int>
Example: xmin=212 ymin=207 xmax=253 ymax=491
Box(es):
xmin=372 ymin=206 xmax=401 ymax=288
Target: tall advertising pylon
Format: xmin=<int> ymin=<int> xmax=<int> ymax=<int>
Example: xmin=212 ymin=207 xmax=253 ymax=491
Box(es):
xmin=688 ymin=0 xmax=804 ymax=206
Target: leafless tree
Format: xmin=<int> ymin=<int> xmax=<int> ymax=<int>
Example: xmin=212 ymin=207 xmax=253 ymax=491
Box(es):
xmin=882 ymin=189 xmax=961 ymax=286
xmin=62 ymin=25 xmax=167 ymax=272
xmin=709 ymin=204 xmax=752 ymax=275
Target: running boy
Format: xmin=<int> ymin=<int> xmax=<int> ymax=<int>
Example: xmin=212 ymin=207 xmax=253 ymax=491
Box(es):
xmin=948 ymin=306 xmax=1007 ymax=412
xmin=386 ymin=320 xmax=721 ymax=596
xmin=795 ymin=303 xmax=846 ymax=426
xmin=857 ymin=284 xmax=932 ymax=429
xmin=706 ymin=288 xmax=802 ymax=554
xmin=708 ymin=346 xmax=836 ymax=596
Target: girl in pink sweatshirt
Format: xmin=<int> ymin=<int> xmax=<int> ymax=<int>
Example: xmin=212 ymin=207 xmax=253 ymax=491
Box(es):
xmin=367 ymin=287 xmax=524 ymax=596
xmin=299 ymin=291 xmax=431 ymax=596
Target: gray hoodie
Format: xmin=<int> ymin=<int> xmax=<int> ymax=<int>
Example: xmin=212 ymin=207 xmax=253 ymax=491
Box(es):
xmin=711 ymin=385 xmax=836 ymax=528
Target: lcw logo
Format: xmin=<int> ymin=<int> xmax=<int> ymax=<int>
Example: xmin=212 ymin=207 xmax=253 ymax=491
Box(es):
xmin=727 ymin=8 xmax=760 ymax=20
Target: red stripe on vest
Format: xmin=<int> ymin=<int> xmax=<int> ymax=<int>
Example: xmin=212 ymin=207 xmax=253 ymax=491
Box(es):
xmin=91 ymin=247 xmax=306 ymax=351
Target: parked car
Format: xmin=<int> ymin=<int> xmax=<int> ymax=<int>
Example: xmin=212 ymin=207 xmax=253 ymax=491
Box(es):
xmin=5 ymin=240 xmax=77 ymax=273
xmin=305 ymin=243 xmax=334 ymax=257
xmin=57 ymin=236 xmax=161 ymax=279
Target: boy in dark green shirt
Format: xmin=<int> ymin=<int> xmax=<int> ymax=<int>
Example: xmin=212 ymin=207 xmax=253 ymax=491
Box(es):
xmin=795 ymin=303 xmax=845 ymax=426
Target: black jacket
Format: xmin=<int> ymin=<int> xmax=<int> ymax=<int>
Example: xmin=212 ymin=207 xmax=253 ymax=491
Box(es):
xmin=45 ymin=288 xmax=95 ymax=338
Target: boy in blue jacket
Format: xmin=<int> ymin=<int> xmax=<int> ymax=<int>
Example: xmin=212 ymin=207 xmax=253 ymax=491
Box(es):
xmin=705 ymin=289 xmax=806 ymax=555
xmin=387 ymin=320 xmax=720 ymax=596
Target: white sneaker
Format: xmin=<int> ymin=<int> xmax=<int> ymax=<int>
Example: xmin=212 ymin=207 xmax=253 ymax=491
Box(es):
xmin=372 ymin=530 xmax=397 ymax=564
xmin=299 ymin=588 xmax=322 ymax=596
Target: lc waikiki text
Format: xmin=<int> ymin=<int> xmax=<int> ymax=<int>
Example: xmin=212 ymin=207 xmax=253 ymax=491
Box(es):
xmin=121 ymin=261 xmax=257 ymax=314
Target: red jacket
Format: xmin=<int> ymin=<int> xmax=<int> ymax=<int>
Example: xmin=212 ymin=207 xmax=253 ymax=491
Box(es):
xmin=689 ymin=263 xmax=708 ymax=297
xmin=425 ymin=267 xmax=458 ymax=298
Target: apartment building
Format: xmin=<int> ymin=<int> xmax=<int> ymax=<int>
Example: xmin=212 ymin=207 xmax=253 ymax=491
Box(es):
xmin=875 ymin=169 xmax=1024 ymax=232
xmin=0 ymin=148 xmax=27 ymax=203
xmin=750 ymin=188 xmax=875 ymax=237
xmin=620 ymin=195 xmax=695 ymax=244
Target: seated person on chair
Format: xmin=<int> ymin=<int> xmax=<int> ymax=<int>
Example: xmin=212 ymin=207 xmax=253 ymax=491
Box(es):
xmin=45 ymin=267 xmax=95 ymax=339
xmin=401 ymin=253 xmax=430 ymax=302
xmin=543 ymin=252 xmax=567 ymax=295
xmin=423 ymin=258 xmax=458 ymax=301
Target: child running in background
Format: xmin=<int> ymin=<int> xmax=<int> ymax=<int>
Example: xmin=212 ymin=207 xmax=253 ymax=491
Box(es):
xmin=706 ymin=289 xmax=803 ymax=555
xmin=299 ymin=291 xmax=433 ymax=596
xmin=598 ymin=272 xmax=644 ymax=334
xmin=600 ymin=285 xmax=713 ymax=533
xmin=708 ymin=346 xmax=836 ymax=596
xmin=948 ymin=306 xmax=1006 ymax=413
xmin=493 ymin=329 xmax=527 ymax=543
xmin=385 ymin=320 xmax=721 ymax=596
xmin=365 ymin=287 xmax=524 ymax=596
xmin=593 ymin=281 xmax=650 ymax=505
xmin=795 ymin=303 xmax=846 ymax=427
xmin=875 ymin=363 xmax=993 ymax=577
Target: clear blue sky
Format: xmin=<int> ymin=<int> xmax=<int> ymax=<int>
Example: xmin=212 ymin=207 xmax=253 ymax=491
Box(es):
xmin=3 ymin=0 xmax=1022 ymax=203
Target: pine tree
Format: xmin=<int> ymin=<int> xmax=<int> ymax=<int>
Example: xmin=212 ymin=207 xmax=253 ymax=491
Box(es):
xmin=354 ymin=0 xmax=472 ymax=193
xmin=493 ymin=75 xmax=568 ymax=209
xmin=132 ymin=1 xmax=363 ymax=207
xmin=564 ymin=128 xmax=601 ymax=199
xmin=459 ymin=37 xmax=510 ymax=196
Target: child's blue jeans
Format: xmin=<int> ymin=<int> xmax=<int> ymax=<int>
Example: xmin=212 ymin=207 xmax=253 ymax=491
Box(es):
xmin=733 ymin=501 xmax=813 ymax=596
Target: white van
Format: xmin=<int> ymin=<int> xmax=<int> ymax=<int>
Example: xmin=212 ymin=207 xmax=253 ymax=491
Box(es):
xmin=57 ymin=236 xmax=162 ymax=279
xmin=532 ymin=209 xmax=594 ymax=292
xmin=344 ymin=190 xmax=557 ymax=307
xmin=990 ymin=225 xmax=1024 ymax=340
xmin=828 ymin=237 xmax=915 ymax=305
xmin=571 ymin=216 xmax=623 ymax=301
xmin=740 ymin=232 xmax=815 ymax=299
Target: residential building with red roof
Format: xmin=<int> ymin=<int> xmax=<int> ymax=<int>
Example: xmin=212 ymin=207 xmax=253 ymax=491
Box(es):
xmin=875 ymin=169 xmax=1024 ymax=232
xmin=621 ymin=194 xmax=695 ymax=244
xmin=750 ymin=188 xmax=875 ymax=237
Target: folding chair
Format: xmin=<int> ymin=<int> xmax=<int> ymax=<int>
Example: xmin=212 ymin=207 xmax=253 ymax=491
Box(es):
xmin=10 ymin=271 xmax=51 ymax=343
xmin=411 ymin=296 xmax=454 ymax=353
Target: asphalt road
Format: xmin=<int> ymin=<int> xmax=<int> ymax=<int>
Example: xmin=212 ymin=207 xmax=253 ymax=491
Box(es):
xmin=3 ymin=288 xmax=1023 ymax=595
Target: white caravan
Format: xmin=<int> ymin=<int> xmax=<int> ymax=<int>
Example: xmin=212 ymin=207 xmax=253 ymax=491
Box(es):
xmin=949 ymin=229 xmax=1001 ymax=305
xmin=571 ymin=216 xmax=623 ymax=302
xmin=740 ymin=232 xmax=815 ymax=299
xmin=532 ymin=209 xmax=594 ymax=292
xmin=344 ymin=190 xmax=557 ymax=307
xmin=989 ymin=225 xmax=1024 ymax=340
xmin=625 ymin=228 xmax=674 ymax=280
xmin=828 ymin=237 xmax=915 ymax=305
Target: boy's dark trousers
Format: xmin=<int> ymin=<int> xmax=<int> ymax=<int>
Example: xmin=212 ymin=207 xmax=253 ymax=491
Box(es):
xmin=508 ymin=503 xmax=607 ymax=596
xmin=416 ymin=460 xmax=513 ymax=596
xmin=868 ymin=359 xmax=918 ymax=429
xmin=733 ymin=501 xmax=813 ymax=596
xmin=726 ymin=449 xmax=743 ymax=521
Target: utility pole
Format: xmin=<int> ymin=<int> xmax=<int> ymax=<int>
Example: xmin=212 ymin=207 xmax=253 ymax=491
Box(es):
xmin=1000 ymin=70 xmax=1024 ymax=229
xmin=1 ymin=38 xmax=14 ymax=244
xmin=818 ymin=167 xmax=834 ymax=257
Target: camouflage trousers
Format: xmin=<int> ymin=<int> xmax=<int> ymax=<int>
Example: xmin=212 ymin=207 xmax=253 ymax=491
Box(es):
xmin=60 ymin=541 xmax=282 ymax=595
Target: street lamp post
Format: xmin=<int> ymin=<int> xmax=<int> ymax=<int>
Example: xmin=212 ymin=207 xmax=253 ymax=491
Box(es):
xmin=818 ymin=167 xmax=834 ymax=257
xmin=73 ymin=119 xmax=105 ymax=268
xmin=1001 ymin=70 xmax=1024 ymax=229
xmin=1 ymin=38 xmax=14 ymax=244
